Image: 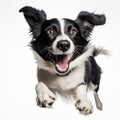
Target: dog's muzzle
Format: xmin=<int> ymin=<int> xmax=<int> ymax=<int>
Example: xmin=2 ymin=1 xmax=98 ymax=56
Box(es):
xmin=51 ymin=39 xmax=74 ymax=75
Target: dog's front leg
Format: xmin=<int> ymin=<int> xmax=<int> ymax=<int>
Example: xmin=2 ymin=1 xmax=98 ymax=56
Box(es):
xmin=75 ymin=84 xmax=93 ymax=115
xmin=36 ymin=82 xmax=56 ymax=108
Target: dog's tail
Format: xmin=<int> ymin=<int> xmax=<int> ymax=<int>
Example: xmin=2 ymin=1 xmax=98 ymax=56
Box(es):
xmin=93 ymin=47 xmax=110 ymax=57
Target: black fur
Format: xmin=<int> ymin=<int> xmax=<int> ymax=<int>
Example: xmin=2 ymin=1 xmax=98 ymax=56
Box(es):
xmin=85 ymin=57 xmax=102 ymax=92
xmin=19 ymin=6 xmax=106 ymax=62
xmin=30 ymin=19 xmax=60 ymax=61
xmin=19 ymin=6 xmax=106 ymax=94
xmin=19 ymin=6 xmax=46 ymax=38
xmin=76 ymin=11 xmax=106 ymax=38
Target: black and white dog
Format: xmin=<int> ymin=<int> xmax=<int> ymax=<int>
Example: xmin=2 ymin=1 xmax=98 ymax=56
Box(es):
xmin=20 ymin=6 xmax=107 ymax=115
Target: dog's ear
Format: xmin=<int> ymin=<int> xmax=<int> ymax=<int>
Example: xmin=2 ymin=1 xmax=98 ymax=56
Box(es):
xmin=75 ymin=11 xmax=106 ymax=38
xmin=19 ymin=6 xmax=46 ymax=37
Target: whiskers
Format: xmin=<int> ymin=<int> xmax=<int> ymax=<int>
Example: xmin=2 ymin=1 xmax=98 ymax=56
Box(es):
xmin=39 ymin=45 xmax=84 ymax=61
xmin=39 ymin=47 xmax=53 ymax=60
xmin=74 ymin=45 xmax=84 ymax=57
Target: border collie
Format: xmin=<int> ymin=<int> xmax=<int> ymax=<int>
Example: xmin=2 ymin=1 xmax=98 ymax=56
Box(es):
xmin=19 ymin=6 xmax=107 ymax=115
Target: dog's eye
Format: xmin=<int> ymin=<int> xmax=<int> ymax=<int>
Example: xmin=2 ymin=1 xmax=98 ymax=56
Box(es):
xmin=47 ymin=29 xmax=54 ymax=35
xmin=70 ymin=29 xmax=77 ymax=36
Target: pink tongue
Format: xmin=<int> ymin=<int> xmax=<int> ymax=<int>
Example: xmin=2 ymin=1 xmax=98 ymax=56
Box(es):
xmin=56 ymin=54 xmax=72 ymax=72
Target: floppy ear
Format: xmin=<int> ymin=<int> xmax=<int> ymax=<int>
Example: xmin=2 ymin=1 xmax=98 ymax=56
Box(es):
xmin=75 ymin=11 xmax=106 ymax=38
xmin=19 ymin=6 xmax=46 ymax=38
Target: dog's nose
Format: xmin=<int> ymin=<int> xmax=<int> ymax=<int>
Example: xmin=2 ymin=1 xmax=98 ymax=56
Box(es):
xmin=57 ymin=40 xmax=70 ymax=52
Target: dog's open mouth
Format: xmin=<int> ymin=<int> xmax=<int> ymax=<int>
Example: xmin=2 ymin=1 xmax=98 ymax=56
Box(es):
xmin=52 ymin=54 xmax=73 ymax=74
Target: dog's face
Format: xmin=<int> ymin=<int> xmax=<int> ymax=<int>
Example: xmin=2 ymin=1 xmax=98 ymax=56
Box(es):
xmin=31 ymin=18 xmax=86 ymax=75
xmin=20 ymin=6 xmax=106 ymax=75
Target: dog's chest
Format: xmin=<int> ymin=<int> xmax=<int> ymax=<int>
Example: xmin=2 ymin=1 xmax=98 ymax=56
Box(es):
xmin=37 ymin=64 xmax=85 ymax=91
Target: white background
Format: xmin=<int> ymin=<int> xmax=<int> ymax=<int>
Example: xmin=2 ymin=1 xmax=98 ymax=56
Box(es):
xmin=0 ymin=0 xmax=120 ymax=120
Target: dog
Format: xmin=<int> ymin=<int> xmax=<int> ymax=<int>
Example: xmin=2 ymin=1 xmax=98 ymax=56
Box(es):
xmin=19 ymin=6 xmax=107 ymax=115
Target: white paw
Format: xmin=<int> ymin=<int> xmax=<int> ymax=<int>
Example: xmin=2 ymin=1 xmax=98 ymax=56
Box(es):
xmin=36 ymin=90 xmax=56 ymax=108
xmin=75 ymin=99 xmax=93 ymax=115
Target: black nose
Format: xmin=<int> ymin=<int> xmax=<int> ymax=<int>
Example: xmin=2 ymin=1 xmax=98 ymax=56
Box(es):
xmin=57 ymin=40 xmax=70 ymax=52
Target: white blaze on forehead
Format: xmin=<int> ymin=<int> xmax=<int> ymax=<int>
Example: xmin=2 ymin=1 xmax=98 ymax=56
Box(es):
xmin=56 ymin=18 xmax=70 ymax=40
xmin=57 ymin=18 xmax=65 ymax=35
xmin=52 ymin=18 xmax=74 ymax=55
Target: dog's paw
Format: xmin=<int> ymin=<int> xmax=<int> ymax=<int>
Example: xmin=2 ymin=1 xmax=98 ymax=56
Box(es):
xmin=36 ymin=90 xmax=56 ymax=108
xmin=75 ymin=99 xmax=93 ymax=115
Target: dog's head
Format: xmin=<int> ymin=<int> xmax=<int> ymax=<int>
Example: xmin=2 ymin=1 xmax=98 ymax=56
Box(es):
xmin=20 ymin=6 xmax=106 ymax=75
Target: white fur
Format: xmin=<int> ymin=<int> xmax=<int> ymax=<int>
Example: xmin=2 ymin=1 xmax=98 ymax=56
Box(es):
xmin=33 ymin=37 xmax=94 ymax=115
xmin=52 ymin=19 xmax=74 ymax=55
xmin=89 ymin=82 xmax=98 ymax=92
xmin=33 ymin=51 xmax=55 ymax=74
xmin=36 ymin=82 xmax=56 ymax=107
xmin=32 ymin=19 xmax=95 ymax=114
xmin=69 ymin=45 xmax=94 ymax=70
xmin=33 ymin=45 xmax=94 ymax=92
xmin=75 ymin=85 xmax=93 ymax=115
